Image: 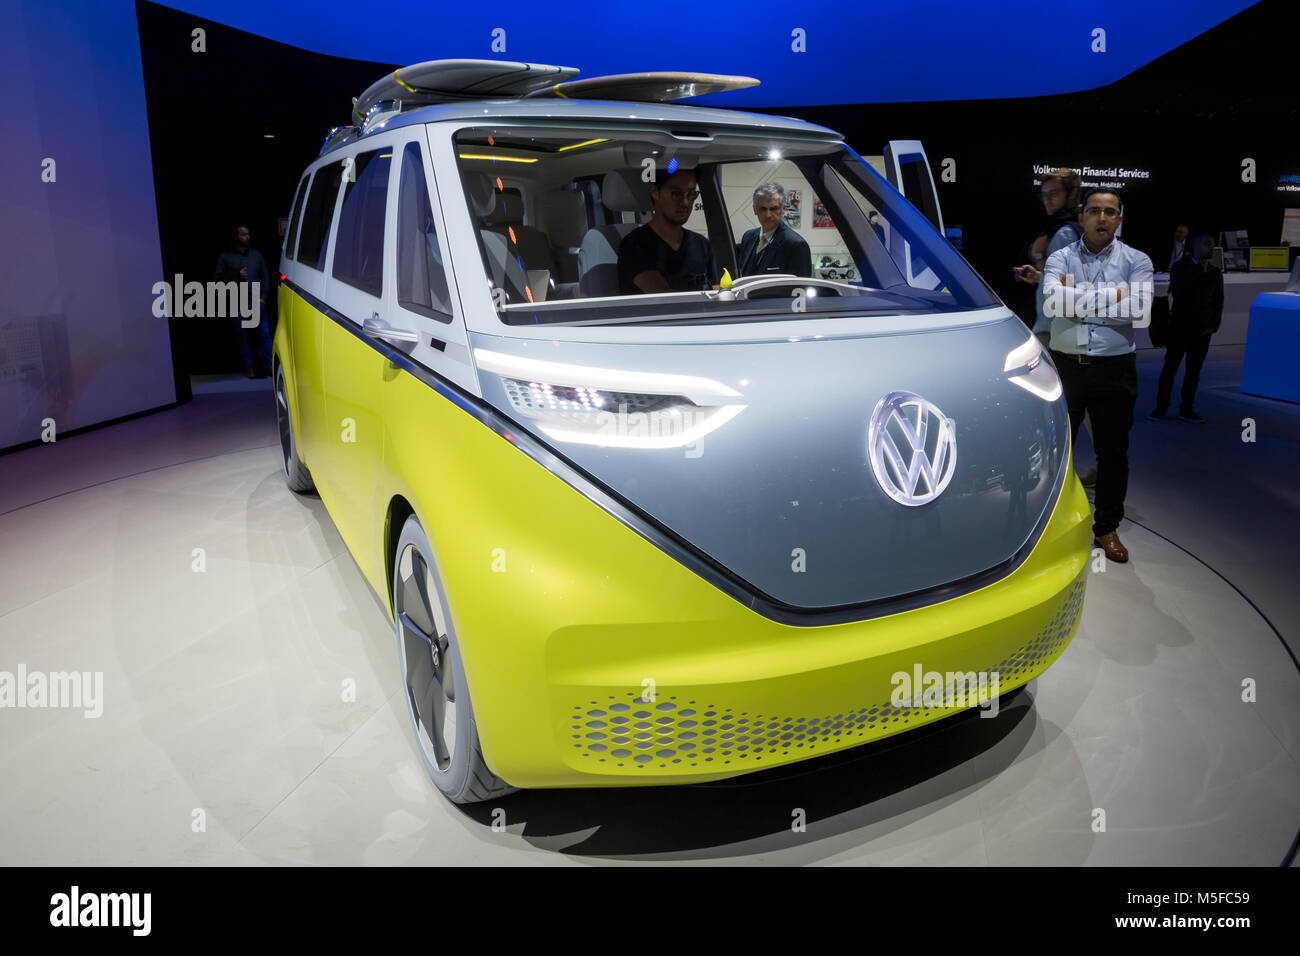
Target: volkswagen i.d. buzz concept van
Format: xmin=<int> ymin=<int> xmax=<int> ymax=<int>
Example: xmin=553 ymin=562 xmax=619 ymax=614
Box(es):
xmin=273 ymin=59 xmax=1092 ymax=803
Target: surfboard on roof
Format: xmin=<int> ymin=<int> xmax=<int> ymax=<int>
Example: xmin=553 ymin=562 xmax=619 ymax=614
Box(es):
xmin=352 ymin=59 xmax=579 ymax=122
xmin=525 ymin=71 xmax=759 ymax=102
xmin=354 ymin=60 xmax=761 ymax=120
xmin=323 ymin=60 xmax=765 ymax=155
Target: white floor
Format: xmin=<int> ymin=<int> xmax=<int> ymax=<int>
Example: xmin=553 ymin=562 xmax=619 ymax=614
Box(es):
xmin=0 ymin=380 xmax=1297 ymax=865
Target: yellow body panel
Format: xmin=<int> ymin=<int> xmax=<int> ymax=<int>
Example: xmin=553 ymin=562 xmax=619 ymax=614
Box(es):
xmin=318 ymin=318 xmax=391 ymax=592
xmin=284 ymin=284 xmax=326 ymax=467
xmin=279 ymin=288 xmax=1093 ymax=790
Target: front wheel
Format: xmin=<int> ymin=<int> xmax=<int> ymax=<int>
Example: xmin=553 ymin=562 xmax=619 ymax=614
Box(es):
xmin=275 ymin=365 xmax=314 ymax=493
xmin=393 ymin=515 xmax=515 ymax=804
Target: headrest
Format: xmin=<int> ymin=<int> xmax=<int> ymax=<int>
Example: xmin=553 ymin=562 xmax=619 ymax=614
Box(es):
xmin=464 ymin=172 xmax=497 ymax=218
xmin=602 ymin=170 xmax=652 ymax=213
xmin=541 ymin=190 xmax=587 ymax=247
xmin=484 ymin=188 xmax=524 ymax=225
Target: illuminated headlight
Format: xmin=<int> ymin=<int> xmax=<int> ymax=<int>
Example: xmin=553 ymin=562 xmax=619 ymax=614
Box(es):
xmin=1003 ymin=334 xmax=1062 ymax=401
xmin=474 ymin=349 xmax=747 ymax=448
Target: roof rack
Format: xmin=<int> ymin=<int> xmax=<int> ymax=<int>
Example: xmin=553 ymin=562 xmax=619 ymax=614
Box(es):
xmin=319 ymin=125 xmax=359 ymax=155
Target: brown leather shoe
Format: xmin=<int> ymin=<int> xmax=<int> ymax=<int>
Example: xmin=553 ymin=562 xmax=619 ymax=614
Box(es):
xmin=1079 ymin=468 xmax=1097 ymax=488
xmin=1094 ymin=532 xmax=1129 ymax=563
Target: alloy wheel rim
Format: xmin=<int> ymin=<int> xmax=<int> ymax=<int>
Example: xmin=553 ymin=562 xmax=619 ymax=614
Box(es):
xmin=395 ymin=543 xmax=457 ymax=773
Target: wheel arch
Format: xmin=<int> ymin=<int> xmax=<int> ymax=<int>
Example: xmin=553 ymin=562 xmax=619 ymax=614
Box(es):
xmin=383 ymin=494 xmax=416 ymax=621
xmin=271 ymin=289 xmax=306 ymax=467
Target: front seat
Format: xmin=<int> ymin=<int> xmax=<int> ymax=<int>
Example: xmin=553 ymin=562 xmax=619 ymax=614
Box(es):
xmin=578 ymin=170 xmax=653 ymax=297
xmin=465 ymin=172 xmax=532 ymax=304
xmin=539 ymin=189 xmax=588 ymax=299
xmin=484 ymin=187 xmax=559 ymax=282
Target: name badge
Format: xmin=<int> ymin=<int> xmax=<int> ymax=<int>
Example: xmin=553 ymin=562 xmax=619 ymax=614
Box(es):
xmin=1075 ymin=323 xmax=1089 ymax=347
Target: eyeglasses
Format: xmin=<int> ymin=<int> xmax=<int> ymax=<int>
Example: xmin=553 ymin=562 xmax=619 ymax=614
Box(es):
xmin=665 ymin=188 xmax=700 ymax=203
xmin=1083 ymin=205 xmax=1121 ymax=218
xmin=1038 ymin=190 xmax=1065 ymax=201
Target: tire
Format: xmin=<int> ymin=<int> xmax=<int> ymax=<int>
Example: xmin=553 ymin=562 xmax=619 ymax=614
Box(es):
xmin=392 ymin=515 xmax=515 ymax=804
xmin=275 ymin=364 xmax=314 ymax=493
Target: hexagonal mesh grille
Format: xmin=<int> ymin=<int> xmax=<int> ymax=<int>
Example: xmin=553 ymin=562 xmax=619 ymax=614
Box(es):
xmin=568 ymin=577 xmax=1085 ymax=772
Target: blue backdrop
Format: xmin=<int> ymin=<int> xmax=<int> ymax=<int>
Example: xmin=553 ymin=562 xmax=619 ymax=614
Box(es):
xmin=152 ymin=0 xmax=1257 ymax=105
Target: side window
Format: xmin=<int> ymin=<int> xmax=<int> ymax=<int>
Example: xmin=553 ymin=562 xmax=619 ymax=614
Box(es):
xmin=396 ymin=142 xmax=453 ymax=321
xmin=297 ymin=162 xmax=343 ymax=271
xmin=283 ymin=174 xmax=309 ymax=261
xmin=332 ymin=149 xmax=392 ymax=297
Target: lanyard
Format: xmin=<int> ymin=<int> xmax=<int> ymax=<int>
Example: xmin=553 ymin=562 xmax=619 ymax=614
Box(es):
xmin=1081 ymin=243 xmax=1114 ymax=287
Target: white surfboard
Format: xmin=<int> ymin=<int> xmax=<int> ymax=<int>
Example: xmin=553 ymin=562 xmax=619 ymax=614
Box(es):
xmin=354 ymin=59 xmax=579 ymax=122
xmin=525 ymin=72 xmax=759 ymax=102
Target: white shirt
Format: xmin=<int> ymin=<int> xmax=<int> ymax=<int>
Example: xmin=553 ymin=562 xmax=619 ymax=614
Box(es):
xmin=1042 ymin=237 xmax=1154 ymax=357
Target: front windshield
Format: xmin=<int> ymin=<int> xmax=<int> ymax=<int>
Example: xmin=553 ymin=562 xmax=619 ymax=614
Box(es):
xmin=451 ymin=124 xmax=996 ymax=325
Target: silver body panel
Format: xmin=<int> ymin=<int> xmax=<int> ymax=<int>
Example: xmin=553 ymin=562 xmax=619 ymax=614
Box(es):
xmin=472 ymin=315 xmax=1068 ymax=610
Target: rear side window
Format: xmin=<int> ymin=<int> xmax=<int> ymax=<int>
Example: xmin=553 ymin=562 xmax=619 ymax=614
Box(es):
xmin=283 ymin=174 xmax=309 ymax=261
xmin=297 ymin=162 xmax=343 ymax=271
xmin=396 ymin=142 xmax=453 ymax=321
xmin=332 ymin=149 xmax=392 ymax=297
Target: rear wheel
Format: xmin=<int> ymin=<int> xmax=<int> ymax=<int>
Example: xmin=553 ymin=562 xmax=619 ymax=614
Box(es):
xmin=275 ymin=365 xmax=314 ymax=493
xmin=393 ymin=515 xmax=514 ymax=804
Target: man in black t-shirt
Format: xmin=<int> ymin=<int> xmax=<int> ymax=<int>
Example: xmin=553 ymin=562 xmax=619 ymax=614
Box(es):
xmin=617 ymin=167 xmax=719 ymax=294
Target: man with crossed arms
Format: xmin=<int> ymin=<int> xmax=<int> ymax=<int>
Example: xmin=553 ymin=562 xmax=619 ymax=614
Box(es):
xmin=1042 ymin=187 xmax=1153 ymax=564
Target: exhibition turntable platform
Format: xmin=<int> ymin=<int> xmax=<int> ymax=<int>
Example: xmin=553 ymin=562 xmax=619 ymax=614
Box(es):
xmin=1 ymin=352 xmax=1296 ymax=866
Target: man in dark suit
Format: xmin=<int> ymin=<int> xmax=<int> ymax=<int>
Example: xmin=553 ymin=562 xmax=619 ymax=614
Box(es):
xmin=1168 ymin=223 xmax=1189 ymax=271
xmin=1151 ymin=235 xmax=1223 ymax=423
xmin=736 ymin=183 xmax=812 ymax=278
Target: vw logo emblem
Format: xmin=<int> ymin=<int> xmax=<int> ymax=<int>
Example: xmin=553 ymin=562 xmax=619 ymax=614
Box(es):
xmin=868 ymin=390 xmax=957 ymax=506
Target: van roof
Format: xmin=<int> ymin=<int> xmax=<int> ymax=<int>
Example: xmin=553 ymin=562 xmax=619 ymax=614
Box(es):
xmin=361 ymin=97 xmax=844 ymax=144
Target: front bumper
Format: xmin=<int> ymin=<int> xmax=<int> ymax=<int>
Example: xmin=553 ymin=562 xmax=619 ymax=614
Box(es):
xmin=384 ymin=369 xmax=1093 ymax=790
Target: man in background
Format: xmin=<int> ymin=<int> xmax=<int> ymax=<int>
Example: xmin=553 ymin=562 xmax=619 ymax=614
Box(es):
xmin=1014 ymin=167 xmax=1094 ymax=486
xmin=736 ymin=183 xmax=812 ymax=277
xmin=1151 ymin=234 xmax=1223 ymax=423
xmin=1014 ymin=168 xmax=1083 ymax=338
xmin=1168 ymin=223 xmax=1189 ymax=271
xmin=213 ymin=225 xmax=272 ymax=378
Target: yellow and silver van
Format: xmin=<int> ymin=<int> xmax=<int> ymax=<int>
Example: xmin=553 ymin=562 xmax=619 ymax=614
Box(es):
xmin=274 ymin=59 xmax=1091 ymax=803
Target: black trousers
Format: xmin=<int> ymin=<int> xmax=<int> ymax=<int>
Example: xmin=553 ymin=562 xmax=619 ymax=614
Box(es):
xmin=1156 ymin=330 xmax=1212 ymax=413
xmin=1051 ymin=351 xmax=1137 ymax=538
